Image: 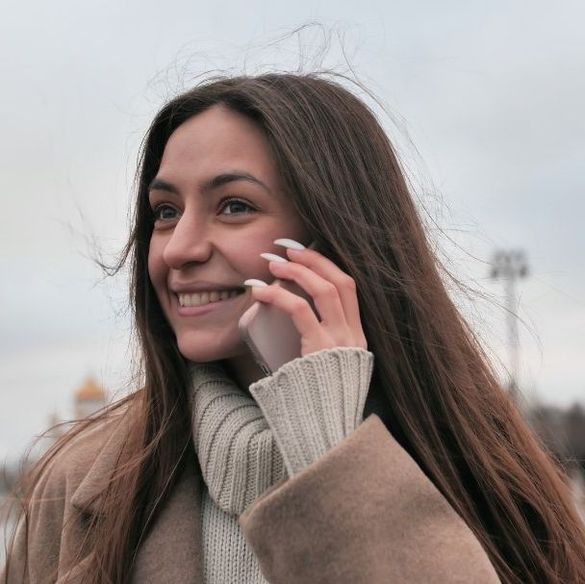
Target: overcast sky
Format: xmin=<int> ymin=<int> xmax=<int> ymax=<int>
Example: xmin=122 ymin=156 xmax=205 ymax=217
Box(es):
xmin=1 ymin=0 xmax=584 ymax=462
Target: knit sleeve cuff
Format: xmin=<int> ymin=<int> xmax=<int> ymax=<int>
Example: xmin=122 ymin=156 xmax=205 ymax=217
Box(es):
xmin=248 ymin=347 xmax=374 ymax=476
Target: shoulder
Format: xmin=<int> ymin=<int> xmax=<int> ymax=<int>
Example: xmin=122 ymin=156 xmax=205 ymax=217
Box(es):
xmin=1 ymin=396 xmax=143 ymax=583
xmin=30 ymin=394 xmax=141 ymax=514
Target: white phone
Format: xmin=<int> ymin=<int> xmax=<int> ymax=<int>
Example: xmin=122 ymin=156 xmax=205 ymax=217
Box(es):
xmin=238 ymin=241 xmax=319 ymax=376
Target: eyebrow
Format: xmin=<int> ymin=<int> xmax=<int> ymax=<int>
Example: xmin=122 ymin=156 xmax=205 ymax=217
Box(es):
xmin=147 ymin=171 xmax=272 ymax=196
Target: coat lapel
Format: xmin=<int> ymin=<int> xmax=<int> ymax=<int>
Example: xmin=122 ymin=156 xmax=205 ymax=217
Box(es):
xmin=131 ymin=466 xmax=204 ymax=583
xmin=69 ymin=419 xmax=205 ymax=583
xmin=69 ymin=418 xmax=126 ymax=516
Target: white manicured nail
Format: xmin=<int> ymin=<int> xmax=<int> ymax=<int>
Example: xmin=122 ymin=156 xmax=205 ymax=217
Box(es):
xmin=243 ymin=279 xmax=268 ymax=287
xmin=273 ymin=238 xmax=306 ymax=250
xmin=260 ymin=252 xmax=289 ymax=263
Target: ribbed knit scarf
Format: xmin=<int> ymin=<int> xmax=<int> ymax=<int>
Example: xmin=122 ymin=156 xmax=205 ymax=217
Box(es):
xmin=189 ymin=361 xmax=288 ymax=517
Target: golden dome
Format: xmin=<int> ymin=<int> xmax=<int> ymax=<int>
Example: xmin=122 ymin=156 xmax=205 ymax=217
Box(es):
xmin=74 ymin=376 xmax=106 ymax=402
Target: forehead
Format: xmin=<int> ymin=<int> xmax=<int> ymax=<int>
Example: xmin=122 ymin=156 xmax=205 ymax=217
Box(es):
xmin=158 ymin=105 xmax=279 ymax=187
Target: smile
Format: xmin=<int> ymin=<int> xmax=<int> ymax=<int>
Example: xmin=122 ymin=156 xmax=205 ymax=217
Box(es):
xmin=178 ymin=289 xmax=244 ymax=307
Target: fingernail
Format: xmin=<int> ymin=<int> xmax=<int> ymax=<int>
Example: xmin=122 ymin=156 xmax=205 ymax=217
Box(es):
xmin=260 ymin=252 xmax=289 ymax=263
xmin=243 ymin=279 xmax=269 ymax=287
xmin=273 ymin=238 xmax=306 ymax=250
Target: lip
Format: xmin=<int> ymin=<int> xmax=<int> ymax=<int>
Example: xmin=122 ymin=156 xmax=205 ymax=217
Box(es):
xmin=175 ymin=289 xmax=248 ymax=317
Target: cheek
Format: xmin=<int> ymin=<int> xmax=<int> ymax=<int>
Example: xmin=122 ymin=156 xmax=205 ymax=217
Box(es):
xmin=225 ymin=238 xmax=276 ymax=280
xmin=147 ymin=242 xmax=164 ymax=286
xmin=234 ymin=224 xmax=294 ymax=259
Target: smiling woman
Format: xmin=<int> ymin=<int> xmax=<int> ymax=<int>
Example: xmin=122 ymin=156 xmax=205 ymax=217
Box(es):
xmin=146 ymin=106 xmax=311 ymax=384
xmin=148 ymin=105 xmax=310 ymax=389
xmin=2 ymin=74 xmax=585 ymax=584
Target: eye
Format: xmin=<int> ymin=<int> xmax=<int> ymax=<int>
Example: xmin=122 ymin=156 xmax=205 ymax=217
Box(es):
xmin=149 ymin=197 xmax=256 ymax=223
xmin=219 ymin=197 xmax=256 ymax=216
xmin=151 ymin=204 xmax=178 ymax=221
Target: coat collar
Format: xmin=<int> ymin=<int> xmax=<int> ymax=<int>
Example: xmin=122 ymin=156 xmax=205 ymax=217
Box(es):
xmin=67 ymin=411 xmax=205 ymax=582
xmin=69 ymin=413 xmax=130 ymax=516
xmin=69 ymin=360 xmax=224 ymax=516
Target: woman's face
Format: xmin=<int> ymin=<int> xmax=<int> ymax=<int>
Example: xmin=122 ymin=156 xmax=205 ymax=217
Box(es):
xmin=147 ymin=104 xmax=311 ymax=367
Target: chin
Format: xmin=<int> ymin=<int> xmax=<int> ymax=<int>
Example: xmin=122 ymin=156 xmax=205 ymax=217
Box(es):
xmin=176 ymin=332 xmax=246 ymax=364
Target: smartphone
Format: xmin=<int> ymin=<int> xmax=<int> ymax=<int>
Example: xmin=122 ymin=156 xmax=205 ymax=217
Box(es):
xmin=238 ymin=241 xmax=319 ymax=376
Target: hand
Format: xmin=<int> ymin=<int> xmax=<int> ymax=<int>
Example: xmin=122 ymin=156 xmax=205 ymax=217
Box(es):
xmin=247 ymin=239 xmax=368 ymax=357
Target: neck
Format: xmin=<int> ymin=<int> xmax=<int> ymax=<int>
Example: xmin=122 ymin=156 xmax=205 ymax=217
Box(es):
xmin=189 ymin=360 xmax=287 ymax=516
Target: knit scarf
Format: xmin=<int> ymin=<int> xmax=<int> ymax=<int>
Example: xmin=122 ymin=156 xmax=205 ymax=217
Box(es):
xmin=188 ymin=361 xmax=288 ymax=516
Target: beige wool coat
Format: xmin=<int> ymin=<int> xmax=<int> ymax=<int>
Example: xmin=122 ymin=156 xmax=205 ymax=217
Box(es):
xmin=2 ymin=412 xmax=501 ymax=583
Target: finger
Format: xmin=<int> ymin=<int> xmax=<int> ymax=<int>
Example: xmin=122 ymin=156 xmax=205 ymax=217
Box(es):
xmin=250 ymin=283 xmax=321 ymax=345
xmin=284 ymin=247 xmax=364 ymax=336
xmin=267 ymin=260 xmax=348 ymax=330
xmin=249 ymin=282 xmax=322 ymax=341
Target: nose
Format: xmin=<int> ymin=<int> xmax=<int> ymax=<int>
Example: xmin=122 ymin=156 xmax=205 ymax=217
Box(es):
xmin=161 ymin=212 xmax=213 ymax=269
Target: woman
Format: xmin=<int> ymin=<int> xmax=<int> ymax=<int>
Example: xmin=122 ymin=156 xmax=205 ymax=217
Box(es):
xmin=3 ymin=73 xmax=585 ymax=583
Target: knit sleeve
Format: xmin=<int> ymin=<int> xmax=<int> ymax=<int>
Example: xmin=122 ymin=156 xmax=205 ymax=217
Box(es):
xmin=248 ymin=346 xmax=374 ymax=476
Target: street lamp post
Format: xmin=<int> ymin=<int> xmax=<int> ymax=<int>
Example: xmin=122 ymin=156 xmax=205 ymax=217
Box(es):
xmin=489 ymin=249 xmax=529 ymax=400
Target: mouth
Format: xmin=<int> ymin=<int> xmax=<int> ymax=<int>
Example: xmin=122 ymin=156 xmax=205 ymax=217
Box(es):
xmin=174 ymin=287 xmax=248 ymax=317
xmin=176 ymin=287 xmax=246 ymax=308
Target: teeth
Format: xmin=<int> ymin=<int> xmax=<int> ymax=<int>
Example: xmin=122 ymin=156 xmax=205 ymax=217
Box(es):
xmin=178 ymin=289 xmax=242 ymax=307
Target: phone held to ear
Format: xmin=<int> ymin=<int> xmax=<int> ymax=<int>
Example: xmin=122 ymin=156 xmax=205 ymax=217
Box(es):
xmin=238 ymin=241 xmax=319 ymax=377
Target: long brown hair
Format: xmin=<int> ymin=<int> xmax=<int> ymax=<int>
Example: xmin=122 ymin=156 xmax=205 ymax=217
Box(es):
xmin=4 ymin=73 xmax=585 ymax=583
